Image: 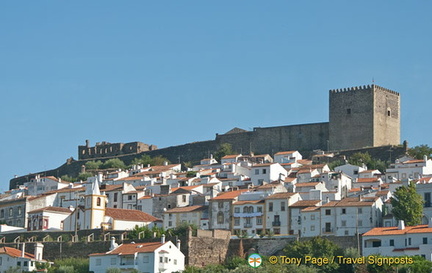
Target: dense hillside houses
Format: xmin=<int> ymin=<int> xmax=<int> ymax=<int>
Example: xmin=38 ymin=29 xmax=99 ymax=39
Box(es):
xmin=4 ymin=148 xmax=432 ymax=264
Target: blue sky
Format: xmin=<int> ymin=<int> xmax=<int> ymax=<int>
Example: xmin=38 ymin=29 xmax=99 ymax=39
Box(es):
xmin=1 ymin=1 xmax=431 ymax=191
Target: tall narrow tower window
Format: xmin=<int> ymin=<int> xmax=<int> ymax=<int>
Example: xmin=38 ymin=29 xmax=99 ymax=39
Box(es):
xmin=97 ymin=197 xmax=101 ymax=206
xmin=387 ymin=110 xmax=391 ymax=117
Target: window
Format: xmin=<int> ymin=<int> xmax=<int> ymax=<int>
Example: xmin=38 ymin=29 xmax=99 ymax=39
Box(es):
xmin=114 ymin=193 xmax=118 ymax=202
xmin=128 ymin=195 xmax=133 ymax=200
xmin=281 ymin=202 xmax=285 ymax=211
xmin=174 ymin=259 xmax=177 ymax=265
xmin=262 ymin=169 xmax=267 ymax=174
xmin=353 ymin=170 xmax=359 ymax=175
xmin=168 ymin=221 xmax=172 ymax=227
xmin=143 ymin=256 xmax=149 ymax=263
xmin=17 ymin=207 xmax=22 ymax=215
xmin=255 ymin=169 xmax=259 ymax=175
xmin=342 ymin=208 xmax=346 ymax=214
xmin=217 ymin=212 xmax=224 ymax=224
xmin=243 ymin=207 xmax=248 ymax=213
xmin=408 ymin=238 xmax=412 ymax=245
xmin=182 ymin=195 xmax=187 ymax=202
xmin=347 ymin=108 xmax=351 ymax=114
xmin=234 ymin=207 xmax=240 ymax=213
xmin=160 ymin=257 xmax=163 ymax=263
xmin=387 ymin=110 xmax=391 ymax=117
xmin=269 ymin=202 xmax=273 ymax=212
xmin=234 ymin=218 xmax=240 ymax=226
xmin=325 ymin=209 xmax=331 ymax=215
xmin=425 ymin=193 xmax=431 ymax=207
xmin=218 ymin=202 xmax=224 ymax=209
xmin=341 ymin=220 xmax=346 ymax=227
xmin=97 ymin=197 xmax=101 ymax=206
xmin=390 ymin=239 xmax=394 ymax=246
xmin=0 ymin=209 xmax=3 ymax=218
xmin=96 ymin=259 xmax=101 ymax=266
xmin=358 ymin=208 xmax=363 ymax=214
xmin=358 ymin=220 xmax=362 ymax=227
xmin=256 ymin=217 xmax=262 ymax=225
xmin=164 ymin=257 xmax=168 ymax=263
xmin=311 ymin=214 xmax=315 ymax=220
xmin=257 ymin=207 xmax=262 ymax=213
xmin=345 ymin=230 xmax=349 ymax=235
xmin=17 ymin=261 xmax=21 ymax=266
xmin=311 ymin=225 xmax=315 ymax=231
xmin=423 ymin=237 xmax=428 ymax=244
xmin=9 ymin=208 xmax=13 ymax=217
xmin=111 ymin=258 xmax=116 ymax=265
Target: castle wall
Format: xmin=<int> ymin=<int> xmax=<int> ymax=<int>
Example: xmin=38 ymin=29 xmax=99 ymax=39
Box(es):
xmin=78 ymin=141 xmax=157 ymax=160
xmin=216 ymin=123 xmax=329 ymax=155
xmin=329 ymin=86 xmax=375 ymax=150
xmin=373 ymin=86 xmax=400 ymax=146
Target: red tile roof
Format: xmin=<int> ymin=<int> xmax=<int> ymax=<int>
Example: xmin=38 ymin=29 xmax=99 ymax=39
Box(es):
xmin=28 ymin=207 xmax=72 ymax=214
xmin=0 ymin=247 xmax=35 ymax=259
xmin=290 ymin=200 xmax=321 ymax=208
xmin=363 ymin=225 xmax=432 ymax=236
xmin=266 ymin=192 xmax=297 ymax=199
xmin=90 ymin=242 xmax=165 ymax=256
xmin=211 ymin=189 xmax=248 ymax=200
xmin=105 ymin=208 xmax=160 ymax=222
xmin=165 ymin=205 xmax=206 ymax=213
xmin=274 ymin=151 xmax=297 ymax=155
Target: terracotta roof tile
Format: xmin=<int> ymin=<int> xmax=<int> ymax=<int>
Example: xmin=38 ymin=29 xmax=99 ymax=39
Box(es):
xmin=274 ymin=151 xmax=297 ymax=155
xmin=105 ymin=208 xmax=160 ymax=222
xmin=363 ymin=225 xmax=432 ymax=236
xmin=28 ymin=206 xmax=72 ymax=214
xmin=211 ymin=189 xmax=248 ymax=200
xmin=233 ymin=200 xmax=264 ymax=205
xmin=90 ymin=242 xmax=164 ymax=256
xmin=165 ymin=205 xmax=207 ymax=213
xmin=290 ymin=200 xmax=321 ymax=208
xmin=265 ymin=192 xmax=297 ymax=199
xmin=0 ymin=247 xmax=35 ymax=259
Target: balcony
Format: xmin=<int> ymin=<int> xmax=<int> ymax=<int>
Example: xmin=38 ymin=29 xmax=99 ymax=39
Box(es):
xmin=244 ymin=223 xmax=253 ymax=228
xmin=322 ymin=227 xmax=334 ymax=233
xmin=272 ymin=221 xmax=281 ymax=226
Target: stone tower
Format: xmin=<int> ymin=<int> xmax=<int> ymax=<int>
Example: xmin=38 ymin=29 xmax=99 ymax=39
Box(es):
xmin=329 ymin=84 xmax=400 ymax=151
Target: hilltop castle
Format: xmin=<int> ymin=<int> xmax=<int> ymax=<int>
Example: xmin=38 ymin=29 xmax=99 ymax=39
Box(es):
xmin=10 ymin=84 xmax=402 ymax=190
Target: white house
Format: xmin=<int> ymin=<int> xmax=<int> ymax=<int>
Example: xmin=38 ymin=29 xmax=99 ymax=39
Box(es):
xmin=265 ymin=192 xmax=301 ymax=235
xmin=335 ymin=163 xmax=367 ymax=179
xmin=89 ymin=237 xmax=185 ymax=273
xmin=232 ymin=200 xmax=265 ymax=236
xmin=274 ymin=151 xmax=302 ymax=164
xmin=163 ymin=205 xmax=208 ymax=230
xmin=25 ymin=175 xmax=70 ymax=196
xmin=27 ymin=206 xmax=72 ymax=231
xmin=250 ymin=163 xmax=288 ymax=186
xmin=386 ymin=156 xmax=432 ymax=181
xmin=363 ymin=221 xmax=432 ymax=261
xmin=0 ymin=243 xmax=46 ymax=272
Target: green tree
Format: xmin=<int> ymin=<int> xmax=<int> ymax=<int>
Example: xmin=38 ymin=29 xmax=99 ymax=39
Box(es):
xmin=106 ymin=268 xmax=122 ymax=273
xmin=408 ymin=145 xmax=432 ymax=160
xmin=391 ymin=182 xmax=424 ymax=225
xmin=49 ymin=257 xmax=89 ymax=273
xmin=399 ymin=255 xmax=432 ymax=273
xmin=130 ymin=154 xmax=170 ymax=167
xmin=77 ymin=172 xmax=93 ymax=181
xmin=283 ymin=237 xmax=342 ymax=273
xmin=85 ymin=160 xmax=103 ymax=170
xmin=214 ymin=143 xmax=234 ymax=161
xmin=60 ymin=175 xmax=77 ymax=182
xmin=348 ymin=152 xmax=388 ymax=173
xmin=100 ymin=158 xmax=126 ymax=169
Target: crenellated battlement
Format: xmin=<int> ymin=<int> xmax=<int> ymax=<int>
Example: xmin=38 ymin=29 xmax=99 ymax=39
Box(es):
xmin=329 ymin=84 xmax=399 ymax=96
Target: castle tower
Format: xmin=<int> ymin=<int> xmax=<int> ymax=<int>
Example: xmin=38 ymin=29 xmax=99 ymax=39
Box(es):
xmin=329 ymin=84 xmax=400 ymax=151
xmin=84 ymin=173 xmax=107 ymax=229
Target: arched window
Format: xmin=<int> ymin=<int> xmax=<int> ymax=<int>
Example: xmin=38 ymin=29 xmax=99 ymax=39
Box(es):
xmin=243 ymin=207 xmax=248 ymax=213
xmin=217 ymin=212 xmax=224 ymax=224
xmin=97 ymin=197 xmax=101 ymax=206
xmin=249 ymin=206 xmax=254 ymax=213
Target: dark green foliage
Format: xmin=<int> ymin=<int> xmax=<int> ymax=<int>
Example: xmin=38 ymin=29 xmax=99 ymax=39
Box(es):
xmin=130 ymin=154 xmax=170 ymax=167
xmin=186 ymin=171 xmax=197 ymax=177
xmin=167 ymin=222 xmax=198 ymax=237
xmin=77 ymin=172 xmax=93 ymax=181
xmin=283 ymin=237 xmax=342 ymax=273
xmin=85 ymin=160 xmax=103 ymax=170
xmin=100 ymin=158 xmax=126 ymax=169
xmin=214 ymin=143 xmax=234 ymax=161
xmin=60 ymin=175 xmax=77 ymax=182
xmin=47 ymin=257 xmax=89 ymax=273
xmin=391 ymin=182 xmax=424 ymax=225
xmin=128 ymin=224 xmax=165 ymax=240
xmin=348 ymin=152 xmax=388 ymax=173
xmin=399 ymin=255 xmax=432 ymax=273
xmin=408 ymin=145 xmax=432 ymax=160
xmin=328 ymin=160 xmax=344 ymax=171
xmin=225 ymin=256 xmax=247 ymax=270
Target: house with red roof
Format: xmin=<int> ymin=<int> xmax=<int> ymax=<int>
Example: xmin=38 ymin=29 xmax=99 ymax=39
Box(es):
xmin=0 ymin=243 xmax=46 ymax=272
xmin=27 ymin=206 xmax=72 ymax=231
xmin=89 ymin=236 xmax=184 ymax=273
xmin=363 ymin=220 xmax=432 ymax=260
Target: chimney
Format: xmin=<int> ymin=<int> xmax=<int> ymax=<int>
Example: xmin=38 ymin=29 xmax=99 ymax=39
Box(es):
xmin=397 ymin=220 xmax=405 ymax=230
xmin=161 ymin=234 xmax=166 ymax=244
xmin=34 ymin=243 xmax=44 ymax=261
xmin=424 ymin=155 xmax=428 ymax=162
xmin=177 ymin=239 xmax=181 ymax=249
xmin=21 ymin=243 xmax=25 ymax=258
xmin=163 ymin=161 xmax=168 ymax=166
xmin=97 ymin=173 xmax=103 ymax=184
xmin=109 ymin=237 xmax=118 ymax=251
